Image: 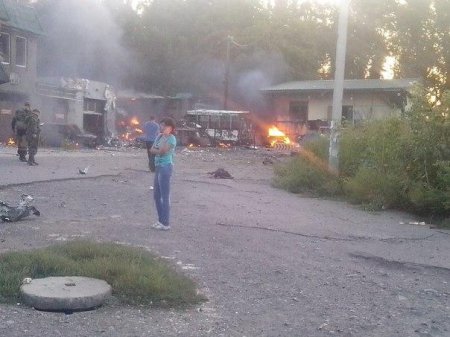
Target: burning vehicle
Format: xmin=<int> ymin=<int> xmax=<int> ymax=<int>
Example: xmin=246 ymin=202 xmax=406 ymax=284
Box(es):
xmin=40 ymin=123 xmax=98 ymax=148
xmin=175 ymin=120 xmax=211 ymax=147
xmin=185 ymin=109 xmax=253 ymax=146
xmin=267 ymin=126 xmax=292 ymax=147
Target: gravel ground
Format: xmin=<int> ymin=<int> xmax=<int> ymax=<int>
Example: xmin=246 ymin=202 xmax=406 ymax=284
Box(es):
xmin=0 ymin=145 xmax=449 ymax=337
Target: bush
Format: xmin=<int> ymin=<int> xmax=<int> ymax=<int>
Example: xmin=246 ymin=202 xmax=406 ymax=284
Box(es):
xmin=273 ymin=137 xmax=341 ymax=196
xmin=343 ymin=167 xmax=408 ymax=210
xmin=273 ymin=85 xmax=450 ymax=219
xmin=340 ymin=118 xmax=410 ymax=177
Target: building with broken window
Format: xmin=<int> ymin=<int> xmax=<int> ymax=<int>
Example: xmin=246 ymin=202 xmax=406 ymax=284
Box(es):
xmin=261 ymin=78 xmax=419 ymax=140
xmin=36 ymin=77 xmax=117 ymax=143
xmin=0 ymin=1 xmax=117 ymax=145
xmin=0 ymin=0 xmax=44 ymax=142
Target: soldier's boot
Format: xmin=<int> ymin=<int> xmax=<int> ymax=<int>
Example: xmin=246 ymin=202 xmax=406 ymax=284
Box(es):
xmin=28 ymin=154 xmax=37 ymax=166
xmin=18 ymin=150 xmax=27 ymax=162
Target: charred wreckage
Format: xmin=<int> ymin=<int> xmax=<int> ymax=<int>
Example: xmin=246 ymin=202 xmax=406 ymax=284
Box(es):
xmin=0 ymin=195 xmax=40 ymax=222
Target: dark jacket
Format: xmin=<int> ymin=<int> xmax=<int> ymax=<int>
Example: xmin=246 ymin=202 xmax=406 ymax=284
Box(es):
xmin=12 ymin=109 xmax=28 ymax=132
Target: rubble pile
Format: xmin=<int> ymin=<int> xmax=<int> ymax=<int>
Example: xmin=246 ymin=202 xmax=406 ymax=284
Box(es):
xmin=208 ymin=168 xmax=234 ymax=179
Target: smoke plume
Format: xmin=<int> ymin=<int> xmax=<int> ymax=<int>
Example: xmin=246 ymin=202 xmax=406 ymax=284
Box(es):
xmin=37 ymin=0 xmax=134 ymax=87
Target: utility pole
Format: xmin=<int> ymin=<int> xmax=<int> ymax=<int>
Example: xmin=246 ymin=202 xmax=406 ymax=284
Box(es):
xmin=223 ymin=35 xmax=232 ymax=110
xmin=329 ymin=0 xmax=350 ymax=173
xmin=223 ymin=36 xmax=248 ymax=110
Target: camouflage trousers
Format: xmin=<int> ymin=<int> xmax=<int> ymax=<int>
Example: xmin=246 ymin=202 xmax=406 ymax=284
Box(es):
xmin=27 ymin=134 xmax=39 ymax=156
xmin=15 ymin=130 xmax=27 ymax=157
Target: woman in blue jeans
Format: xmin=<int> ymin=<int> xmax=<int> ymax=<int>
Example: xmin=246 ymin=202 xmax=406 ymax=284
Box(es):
xmin=149 ymin=117 xmax=177 ymax=231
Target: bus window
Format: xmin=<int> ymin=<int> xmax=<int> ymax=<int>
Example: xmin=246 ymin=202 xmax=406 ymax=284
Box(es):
xmin=199 ymin=115 xmax=209 ymax=128
xmin=218 ymin=115 xmax=230 ymax=129
xmin=210 ymin=115 xmax=220 ymax=129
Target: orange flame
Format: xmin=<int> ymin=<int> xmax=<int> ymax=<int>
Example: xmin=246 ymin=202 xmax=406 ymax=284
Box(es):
xmin=218 ymin=142 xmax=231 ymax=148
xmin=118 ymin=116 xmax=143 ymax=141
xmin=268 ymin=126 xmax=291 ymax=146
xmin=130 ymin=117 xmax=140 ymax=126
xmin=7 ymin=137 xmax=16 ymax=146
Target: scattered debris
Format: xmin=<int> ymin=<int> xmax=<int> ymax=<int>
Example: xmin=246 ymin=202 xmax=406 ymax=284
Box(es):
xmin=318 ymin=322 xmax=329 ymax=330
xmin=400 ymin=221 xmax=427 ymax=226
xmin=0 ymin=195 xmax=40 ymax=222
xmin=207 ymin=168 xmax=234 ymax=179
xmin=22 ymin=278 xmax=32 ymax=285
xmin=262 ymin=157 xmax=274 ymax=165
xmin=78 ymin=166 xmax=90 ymax=175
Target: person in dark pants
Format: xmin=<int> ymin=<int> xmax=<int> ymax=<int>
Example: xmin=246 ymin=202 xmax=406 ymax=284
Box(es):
xmin=142 ymin=116 xmax=160 ymax=172
xmin=25 ymin=109 xmax=41 ymax=166
xmin=11 ymin=102 xmax=31 ymax=162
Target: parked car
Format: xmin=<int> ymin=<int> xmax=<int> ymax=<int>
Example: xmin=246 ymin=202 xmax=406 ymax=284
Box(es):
xmin=40 ymin=123 xmax=98 ymax=148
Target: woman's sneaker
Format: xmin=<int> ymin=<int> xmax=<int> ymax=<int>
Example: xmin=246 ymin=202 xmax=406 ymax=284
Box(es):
xmin=152 ymin=222 xmax=170 ymax=231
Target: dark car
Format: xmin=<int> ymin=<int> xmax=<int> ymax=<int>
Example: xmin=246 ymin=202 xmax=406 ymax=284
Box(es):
xmin=40 ymin=123 xmax=98 ymax=148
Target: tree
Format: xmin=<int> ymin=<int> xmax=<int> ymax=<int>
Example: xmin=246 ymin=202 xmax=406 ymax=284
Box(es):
xmin=383 ymin=0 xmax=450 ymax=97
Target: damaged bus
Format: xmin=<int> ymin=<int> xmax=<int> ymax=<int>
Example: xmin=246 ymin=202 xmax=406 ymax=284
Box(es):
xmin=185 ymin=109 xmax=253 ymax=145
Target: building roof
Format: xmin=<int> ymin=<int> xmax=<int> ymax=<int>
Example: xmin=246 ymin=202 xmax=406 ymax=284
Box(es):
xmin=117 ymin=90 xmax=165 ymax=100
xmin=186 ymin=109 xmax=250 ymax=115
xmin=37 ymin=77 xmax=115 ymax=101
xmin=261 ymin=78 xmax=420 ymax=93
xmin=0 ymin=0 xmax=44 ymax=35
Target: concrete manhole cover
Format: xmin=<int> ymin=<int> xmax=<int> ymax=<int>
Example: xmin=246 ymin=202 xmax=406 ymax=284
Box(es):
xmin=20 ymin=276 xmax=112 ymax=311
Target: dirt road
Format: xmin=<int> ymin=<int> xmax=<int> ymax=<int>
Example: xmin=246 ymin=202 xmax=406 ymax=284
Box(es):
xmin=0 ymin=146 xmax=449 ymax=337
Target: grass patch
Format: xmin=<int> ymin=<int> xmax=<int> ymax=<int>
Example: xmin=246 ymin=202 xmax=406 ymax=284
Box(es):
xmin=0 ymin=241 xmax=205 ymax=307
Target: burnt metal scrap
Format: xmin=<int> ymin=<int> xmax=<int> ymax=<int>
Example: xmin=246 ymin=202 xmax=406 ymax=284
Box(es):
xmin=262 ymin=157 xmax=274 ymax=165
xmin=0 ymin=195 xmax=40 ymax=222
xmin=78 ymin=166 xmax=89 ymax=175
xmin=208 ymin=168 xmax=234 ymax=179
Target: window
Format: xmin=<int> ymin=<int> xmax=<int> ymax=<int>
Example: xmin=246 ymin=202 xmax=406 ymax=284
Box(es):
xmin=210 ymin=115 xmax=220 ymax=128
xmin=199 ymin=115 xmax=209 ymax=128
xmin=289 ymin=101 xmax=308 ymax=123
xmin=342 ymin=105 xmax=354 ymax=124
xmin=83 ymin=98 xmax=105 ymax=113
xmin=15 ymin=36 xmax=27 ymax=67
xmin=230 ymin=115 xmax=241 ymax=129
xmin=0 ymin=32 xmax=10 ymax=63
xmin=327 ymin=105 xmax=354 ymax=124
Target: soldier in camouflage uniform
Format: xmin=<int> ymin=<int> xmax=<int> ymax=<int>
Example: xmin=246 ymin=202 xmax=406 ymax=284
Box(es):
xmin=11 ymin=102 xmax=31 ymax=161
xmin=25 ymin=109 xmax=41 ymax=166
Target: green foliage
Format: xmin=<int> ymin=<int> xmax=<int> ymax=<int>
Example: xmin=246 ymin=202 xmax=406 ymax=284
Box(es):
xmin=343 ymin=87 xmax=450 ymax=216
xmin=340 ymin=118 xmax=410 ymax=175
xmin=343 ymin=167 xmax=408 ymax=210
xmin=274 ymin=87 xmax=450 ymax=219
xmin=33 ymin=0 xmax=450 ymax=98
xmin=0 ymin=241 xmax=205 ymax=306
xmin=273 ymin=138 xmax=341 ymax=196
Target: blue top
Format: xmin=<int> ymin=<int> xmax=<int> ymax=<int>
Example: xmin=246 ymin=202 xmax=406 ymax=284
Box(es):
xmin=154 ymin=134 xmax=177 ymax=166
xmin=142 ymin=120 xmax=160 ymax=142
